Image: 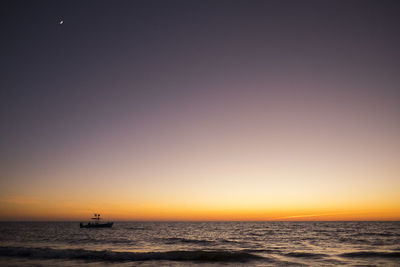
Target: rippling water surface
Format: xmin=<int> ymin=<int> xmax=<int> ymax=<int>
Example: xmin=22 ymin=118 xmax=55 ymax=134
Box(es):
xmin=0 ymin=221 xmax=399 ymax=266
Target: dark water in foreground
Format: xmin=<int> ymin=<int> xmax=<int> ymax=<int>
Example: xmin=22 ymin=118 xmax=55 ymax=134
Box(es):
xmin=0 ymin=221 xmax=399 ymax=266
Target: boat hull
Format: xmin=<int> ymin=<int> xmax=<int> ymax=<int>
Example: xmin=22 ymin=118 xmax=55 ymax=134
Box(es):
xmin=80 ymin=222 xmax=113 ymax=228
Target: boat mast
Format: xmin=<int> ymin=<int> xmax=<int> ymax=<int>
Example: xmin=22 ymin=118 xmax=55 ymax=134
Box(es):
xmin=92 ymin=213 xmax=101 ymax=222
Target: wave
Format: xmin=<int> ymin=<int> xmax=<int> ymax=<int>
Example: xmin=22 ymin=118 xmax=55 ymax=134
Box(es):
xmin=162 ymin=237 xmax=215 ymax=245
xmin=285 ymin=252 xmax=328 ymax=259
xmin=339 ymin=251 xmax=400 ymax=258
xmin=0 ymin=246 xmax=265 ymax=262
xmin=67 ymin=238 xmax=132 ymax=245
xmin=126 ymin=227 xmax=149 ymax=230
xmin=217 ymin=238 xmax=246 ymax=244
xmin=243 ymin=249 xmax=281 ymax=254
xmin=350 ymin=232 xmax=399 ymax=237
xmin=161 ymin=237 xmax=242 ymax=246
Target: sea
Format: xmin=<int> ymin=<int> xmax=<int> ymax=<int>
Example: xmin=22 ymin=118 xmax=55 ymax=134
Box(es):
xmin=0 ymin=221 xmax=399 ymax=266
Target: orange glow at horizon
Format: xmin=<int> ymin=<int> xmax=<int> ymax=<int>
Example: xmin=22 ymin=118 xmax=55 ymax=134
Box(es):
xmin=1 ymin=85 xmax=399 ymax=221
xmin=1 ymin=192 xmax=399 ymax=221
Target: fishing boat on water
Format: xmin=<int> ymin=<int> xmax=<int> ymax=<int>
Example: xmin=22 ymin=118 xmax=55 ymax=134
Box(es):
xmin=80 ymin=213 xmax=113 ymax=228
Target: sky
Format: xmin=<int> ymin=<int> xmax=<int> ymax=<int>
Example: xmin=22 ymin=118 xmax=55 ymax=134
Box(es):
xmin=1 ymin=0 xmax=400 ymax=221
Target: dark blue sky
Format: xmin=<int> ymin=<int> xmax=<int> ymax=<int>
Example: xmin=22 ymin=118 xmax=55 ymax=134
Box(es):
xmin=2 ymin=0 xmax=400 ymax=162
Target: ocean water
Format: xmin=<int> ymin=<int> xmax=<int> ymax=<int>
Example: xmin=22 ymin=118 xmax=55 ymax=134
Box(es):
xmin=0 ymin=221 xmax=399 ymax=266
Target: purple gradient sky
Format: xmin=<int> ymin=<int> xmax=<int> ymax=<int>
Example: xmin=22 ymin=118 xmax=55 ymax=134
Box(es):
xmin=1 ymin=0 xmax=400 ymax=220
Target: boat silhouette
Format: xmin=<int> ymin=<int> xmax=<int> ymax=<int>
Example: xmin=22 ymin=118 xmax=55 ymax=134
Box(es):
xmin=80 ymin=213 xmax=113 ymax=228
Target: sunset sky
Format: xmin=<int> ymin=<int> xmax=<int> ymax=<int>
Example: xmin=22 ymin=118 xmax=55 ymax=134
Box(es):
xmin=1 ymin=0 xmax=399 ymax=221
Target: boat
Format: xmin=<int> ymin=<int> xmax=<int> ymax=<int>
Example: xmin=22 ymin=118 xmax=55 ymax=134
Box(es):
xmin=80 ymin=213 xmax=113 ymax=228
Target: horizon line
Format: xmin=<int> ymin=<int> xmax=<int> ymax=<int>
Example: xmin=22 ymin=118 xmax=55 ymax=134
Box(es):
xmin=1 ymin=219 xmax=399 ymax=222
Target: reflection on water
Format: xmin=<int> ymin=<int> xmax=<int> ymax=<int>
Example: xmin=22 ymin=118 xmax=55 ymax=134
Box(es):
xmin=0 ymin=221 xmax=399 ymax=266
